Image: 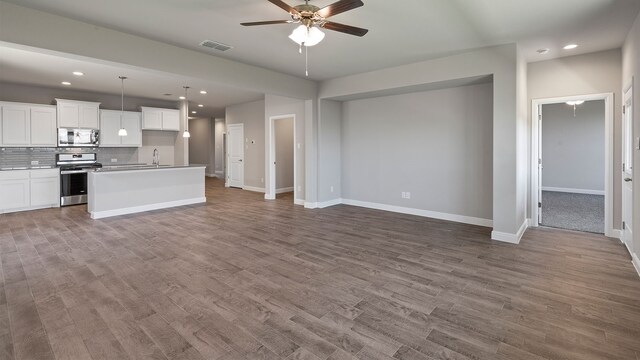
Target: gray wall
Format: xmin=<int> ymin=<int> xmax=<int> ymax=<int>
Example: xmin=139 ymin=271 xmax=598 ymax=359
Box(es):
xmin=274 ymin=118 xmax=294 ymax=189
xmin=542 ymin=101 xmax=605 ymax=192
xmin=622 ymin=11 xmax=640 ymax=257
xmin=226 ymin=99 xmax=266 ymax=189
xmin=188 ymin=117 xmax=214 ymax=175
xmin=318 ymin=99 xmax=342 ymax=203
xmin=528 ymin=49 xmax=622 ymax=227
xmin=341 ymin=83 xmax=494 ymax=221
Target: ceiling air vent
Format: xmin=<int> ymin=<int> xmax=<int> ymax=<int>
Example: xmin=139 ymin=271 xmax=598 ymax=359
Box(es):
xmin=199 ymin=40 xmax=233 ymax=52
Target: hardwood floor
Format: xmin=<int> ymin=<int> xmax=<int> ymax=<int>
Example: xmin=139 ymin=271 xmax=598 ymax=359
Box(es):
xmin=1 ymin=177 xmax=639 ymax=360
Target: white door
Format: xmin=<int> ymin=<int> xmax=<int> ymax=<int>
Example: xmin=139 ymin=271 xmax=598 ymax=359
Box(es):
xmin=1 ymin=105 xmax=30 ymax=146
xmin=227 ymin=124 xmax=244 ymax=188
xmin=622 ymin=86 xmax=633 ymax=251
xmin=538 ymin=104 xmax=543 ymax=224
xmin=30 ymin=107 xmax=57 ymax=146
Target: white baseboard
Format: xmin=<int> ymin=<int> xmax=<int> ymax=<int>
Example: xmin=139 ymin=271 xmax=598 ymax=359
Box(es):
xmin=294 ymin=199 xmax=305 ymax=206
xmin=264 ymin=193 xmax=275 ymax=200
xmin=491 ymin=219 xmax=528 ymax=244
xmin=243 ymin=186 xmax=265 ymax=193
xmin=632 ymin=253 xmax=640 ymax=279
xmin=205 ymin=173 xmax=217 ymax=178
xmin=90 ymin=197 xmax=206 ymax=219
xmin=215 ymin=170 xmax=224 ymax=176
xmin=541 ymin=187 xmax=604 ymax=196
xmin=276 ymin=187 xmax=294 ymax=194
xmin=304 ymin=202 xmax=318 ymax=209
xmin=341 ymin=199 xmax=493 ymax=228
xmin=527 ymin=218 xmax=537 ymax=227
xmin=611 ymin=229 xmax=623 ymax=241
xmin=318 ymin=198 xmax=342 ymax=209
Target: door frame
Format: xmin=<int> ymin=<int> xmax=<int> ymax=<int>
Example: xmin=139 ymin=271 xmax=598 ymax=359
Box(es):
xmin=266 ymin=114 xmax=298 ymax=203
xmin=226 ymin=123 xmax=244 ymax=188
xmin=531 ymin=93 xmax=614 ymax=237
xmin=622 ymin=81 xmax=634 ymax=252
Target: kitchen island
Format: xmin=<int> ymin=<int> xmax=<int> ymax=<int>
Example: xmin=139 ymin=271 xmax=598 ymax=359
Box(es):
xmin=87 ymin=165 xmax=206 ymax=219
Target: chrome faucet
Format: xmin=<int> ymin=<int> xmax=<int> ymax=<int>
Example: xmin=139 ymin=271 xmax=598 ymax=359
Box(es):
xmin=152 ymin=148 xmax=159 ymax=165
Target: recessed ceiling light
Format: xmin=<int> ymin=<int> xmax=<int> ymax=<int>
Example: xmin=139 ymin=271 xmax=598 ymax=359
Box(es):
xmin=61 ymin=81 xmax=71 ymax=86
xmin=192 ymin=111 xmax=197 ymax=114
xmin=563 ymin=44 xmax=578 ymax=50
xmin=179 ymin=96 xmax=186 ymax=100
xmin=72 ymin=71 xmax=84 ymax=76
xmin=198 ymin=104 xmax=204 ymax=108
xmin=200 ymin=90 xmax=207 ymax=94
xmin=536 ymin=48 xmax=550 ymax=55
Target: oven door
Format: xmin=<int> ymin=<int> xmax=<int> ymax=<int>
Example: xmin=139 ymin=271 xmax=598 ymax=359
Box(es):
xmin=60 ymin=170 xmax=88 ymax=206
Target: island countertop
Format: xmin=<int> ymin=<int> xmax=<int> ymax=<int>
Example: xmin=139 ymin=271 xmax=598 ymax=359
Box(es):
xmin=95 ymin=164 xmax=206 ymax=172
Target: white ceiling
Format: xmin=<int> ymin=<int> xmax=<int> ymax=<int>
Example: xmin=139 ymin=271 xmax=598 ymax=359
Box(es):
xmin=3 ymin=0 xmax=639 ymax=81
xmin=0 ymin=45 xmax=264 ymax=118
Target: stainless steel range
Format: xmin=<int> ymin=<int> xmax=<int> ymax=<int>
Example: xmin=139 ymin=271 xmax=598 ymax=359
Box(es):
xmin=57 ymin=153 xmax=102 ymax=206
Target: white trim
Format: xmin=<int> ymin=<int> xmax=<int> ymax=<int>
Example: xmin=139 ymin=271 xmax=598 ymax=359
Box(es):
xmin=276 ymin=187 xmax=294 ymax=194
xmin=531 ymin=93 xmax=614 ymax=237
xmin=243 ymin=186 xmax=265 ymax=193
xmin=294 ymin=199 xmax=305 ymax=206
xmin=318 ymin=198 xmax=342 ymax=209
xmin=632 ymin=253 xmax=640 ymax=279
xmin=226 ymin=123 xmax=244 ymax=188
xmin=90 ymin=197 xmax=206 ymax=219
xmin=341 ymin=199 xmax=493 ymax=228
xmin=541 ymin=187 xmax=605 ymax=196
xmin=491 ymin=219 xmax=528 ymax=244
xmin=527 ymin=218 xmax=536 ymax=227
xmin=205 ymin=173 xmax=217 ymax=178
xmin=304 ymin=202 xmax=318 ymax=209
xmin=612 ymin=229 xmax=623 ymax=241
xmin=267 ymin=114 xmax=297 ymax=205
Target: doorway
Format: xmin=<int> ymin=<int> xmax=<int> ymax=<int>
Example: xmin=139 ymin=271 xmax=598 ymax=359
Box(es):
xmin=622 ymin=83 xmax=633 ymax=252
xmin=531 ymin=93 xmax=614 ymax=236
xmin=226 ymin=123 xmax=244 ymax=188
xmin=266 ymin=114 xmax=297 ymax=203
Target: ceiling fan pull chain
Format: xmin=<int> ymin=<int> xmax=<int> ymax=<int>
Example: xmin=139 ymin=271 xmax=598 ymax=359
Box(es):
xmin=305 ymin=46 xmax=309 ymax=77
xmin=299 ymin=43 xmax=302 ymax=54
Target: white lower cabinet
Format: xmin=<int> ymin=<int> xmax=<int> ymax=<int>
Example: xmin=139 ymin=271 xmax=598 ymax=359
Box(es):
xmin=0 ymin=169 xmax=59 ymax=213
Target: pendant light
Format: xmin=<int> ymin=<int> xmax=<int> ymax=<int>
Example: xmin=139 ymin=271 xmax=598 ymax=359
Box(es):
xmin=566 ymin=100 xmax=584 ymax=117
xmin=118 ymin=76 xmax=128 ymax=136
xmin=182 ymin=86 xmax=191 ymax=138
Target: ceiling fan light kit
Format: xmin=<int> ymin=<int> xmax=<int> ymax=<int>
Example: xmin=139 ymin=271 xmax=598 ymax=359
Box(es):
xmin=242 ymin=0 xmax=368 ymax=76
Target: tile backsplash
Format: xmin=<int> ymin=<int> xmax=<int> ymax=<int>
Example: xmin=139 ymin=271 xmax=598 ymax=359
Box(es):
xmin=0 ymin=147 xmax=139 ymax=168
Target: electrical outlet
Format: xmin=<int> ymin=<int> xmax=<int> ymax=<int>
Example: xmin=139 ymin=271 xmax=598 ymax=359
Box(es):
xmin=30 ymin=160 xmax=39 ymax=165
xmin=111 ymin=158 xmax=118 ymax=163
xmin=330 ymin=186 xmax=334 ymax=193
xmin=406 ymin=192 xmax=411 ymax=199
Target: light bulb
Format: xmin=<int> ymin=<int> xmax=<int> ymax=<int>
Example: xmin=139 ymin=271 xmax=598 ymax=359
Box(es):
xmin=183 ymin=130 xmax=191 ymax=138
xmin=118 ymin=128 xmax=127 ymax=136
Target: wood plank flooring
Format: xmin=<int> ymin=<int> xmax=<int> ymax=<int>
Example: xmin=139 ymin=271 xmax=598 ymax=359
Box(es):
xmin=1 ymin=177 xmax=639 ymax=360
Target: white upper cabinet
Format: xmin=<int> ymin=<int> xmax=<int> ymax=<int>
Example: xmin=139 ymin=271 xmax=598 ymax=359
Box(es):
xmin=99 ymin=110 xmax=141 ymax=147
xmin=141 ymin=107 xmax=180 ymax=131
xmin=0 ymin=102 xmax=56 ymax=147
xmin=56 ymin=99 xmax=100 ymax=129
xmin=30 ymin=106 xmax=57 ymax=146
xmin=1 ymin=104 xmax=30 ymax=146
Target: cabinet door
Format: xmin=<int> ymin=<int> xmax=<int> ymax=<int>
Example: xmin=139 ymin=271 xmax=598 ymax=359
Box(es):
xmin=80 ymin=104 xmax=99 ymax=129
xmin=30 ymin=107 xmax=57 ymax=146
xmin=121 ymin=112 xmax=141 ymax=147
xmin=1 ymin=105 xmax=30 ymax=146
xmin=58 ymin=103 xmax=79 ymax=128
xmin=142 ymin=109 xmax=163 ymax=130
xmin=162 ymin=110 xmax=180 ymax=131
xmin=30 ymin=177 xmax=59 ymax=207
xmin=99 ymin=111 xmax=123 ymax=147
xmin=0 ymin=172 xmax=30 ymax=212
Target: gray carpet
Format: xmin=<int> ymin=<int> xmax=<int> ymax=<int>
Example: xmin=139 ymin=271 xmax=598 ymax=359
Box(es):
xmin=541 ymin=191 xmax=604 ymax=234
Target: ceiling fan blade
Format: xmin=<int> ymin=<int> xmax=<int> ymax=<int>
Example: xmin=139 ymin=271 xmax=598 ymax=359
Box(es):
xmin=323 ymin=21 xmax=368 ymax=37
xmin=267 ymin=0 xmax=298 ymax=14
xmin=317 ymin=0 xmax=364 ymax=18
xmin=241 ymin=20 xmax=292 ymax=26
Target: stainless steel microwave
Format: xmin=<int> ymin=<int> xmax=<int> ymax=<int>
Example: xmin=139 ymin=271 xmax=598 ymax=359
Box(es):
xmin=57 ymin=128 xmax=99 ymax=147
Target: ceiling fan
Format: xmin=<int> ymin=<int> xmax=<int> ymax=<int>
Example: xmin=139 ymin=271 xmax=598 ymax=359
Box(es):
xmin=241 ymin=0 xmax=369 ymax=39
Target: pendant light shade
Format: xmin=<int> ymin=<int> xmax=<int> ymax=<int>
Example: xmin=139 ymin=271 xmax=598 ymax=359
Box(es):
xmin=183 ymin=86 xmax=191 ymax=138
xmin=118 ymin=76 xmax=128 ymax=137
xmin=289 ymin=25 xmax=325 ymax=47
